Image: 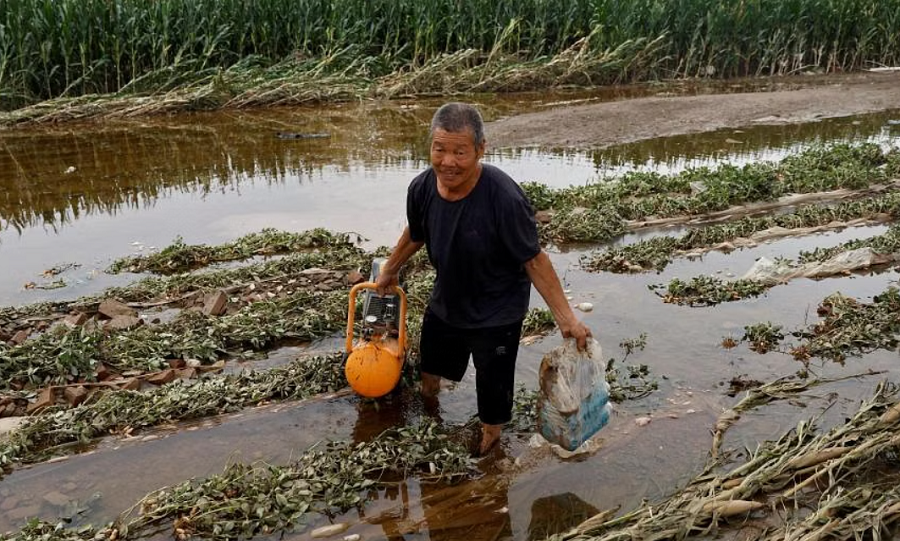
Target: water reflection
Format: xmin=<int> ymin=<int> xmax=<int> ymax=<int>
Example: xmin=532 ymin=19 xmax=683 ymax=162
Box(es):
xmin=0 ymin=107 xmax=428 ymax=233
xmin=1 ymin=100 xmax=897 ymax=236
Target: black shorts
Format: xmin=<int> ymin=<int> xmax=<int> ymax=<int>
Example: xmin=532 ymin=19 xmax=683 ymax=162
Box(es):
xmin=419 ymin=310 xmax=523 ymax=425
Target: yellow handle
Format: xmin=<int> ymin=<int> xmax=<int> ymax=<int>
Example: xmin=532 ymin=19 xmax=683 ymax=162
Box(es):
xmin=345 ymin=282 xmax=407 ymax=355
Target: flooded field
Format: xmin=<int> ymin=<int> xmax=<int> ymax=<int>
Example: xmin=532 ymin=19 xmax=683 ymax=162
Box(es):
xmin=2 ymin=86 xmax=900 ymax=540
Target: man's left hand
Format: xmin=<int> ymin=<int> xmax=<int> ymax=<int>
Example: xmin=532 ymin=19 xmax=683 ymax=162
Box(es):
xmin=560 ymin=320 xmax=593 ymax=351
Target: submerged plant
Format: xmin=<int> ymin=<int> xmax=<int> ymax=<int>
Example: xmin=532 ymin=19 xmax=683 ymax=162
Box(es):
xmin=798 ymin=223 xmax=900 ymax=264
xmin=0 ymin=353 xmax=347 ymax=471
xmin=742 ymin=322 xmax=785 ymax=354
xmin=1 ymin=419 xmax=474 ymax=541
xmin=650 ymin=276 xmax=770 ymax=306
xmin=798 ymin=288 xmax=900 ymax=361
xmin=0 ymin=288 xmax=350 ymax=389
xmin=534 ymin=143 xmax=898 ymax=245
xmin=585 ymin=190 xmax=900 ymax=273
xmin=108 ymin=228 xmax=358 ymax=274
xmin=606 ymin=333 xmax=656 ymax=402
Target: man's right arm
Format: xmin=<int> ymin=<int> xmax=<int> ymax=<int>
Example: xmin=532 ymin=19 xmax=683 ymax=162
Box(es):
xmin=375 ymin=226 xmax=424 ymax=295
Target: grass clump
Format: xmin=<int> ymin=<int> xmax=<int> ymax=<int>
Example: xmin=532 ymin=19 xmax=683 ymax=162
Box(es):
xmin=108 ymin=228 xmax=358 ymax=274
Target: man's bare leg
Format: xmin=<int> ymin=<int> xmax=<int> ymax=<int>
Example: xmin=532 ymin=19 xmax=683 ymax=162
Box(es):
xmin=480 ymin=423 xmax=502 ymax=455
xmin=421 ymin=372 xmax=441 ymax=397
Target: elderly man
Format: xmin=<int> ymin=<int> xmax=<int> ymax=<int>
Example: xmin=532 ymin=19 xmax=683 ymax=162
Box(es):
xmin=376 ymin=102 xmax=592 ymax=454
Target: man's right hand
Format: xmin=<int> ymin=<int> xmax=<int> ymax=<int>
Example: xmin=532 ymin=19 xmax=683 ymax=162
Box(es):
xmin=374 ymin=268 xmax=400 ymax=297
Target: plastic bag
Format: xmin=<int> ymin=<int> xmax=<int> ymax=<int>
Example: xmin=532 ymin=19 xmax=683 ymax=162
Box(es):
xmin=742 ymin=248 xmax=893 ymax=284
xmin=537 ymin=338 xmax=611 ymax=451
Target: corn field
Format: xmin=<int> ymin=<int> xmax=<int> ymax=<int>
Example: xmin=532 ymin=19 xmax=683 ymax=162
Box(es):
xmin=1 ymin=0 xmax=899 ymax=108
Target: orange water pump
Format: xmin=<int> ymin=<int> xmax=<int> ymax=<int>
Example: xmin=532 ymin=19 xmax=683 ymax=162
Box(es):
xmin=344 ymin=280 xmax=407 ymax=398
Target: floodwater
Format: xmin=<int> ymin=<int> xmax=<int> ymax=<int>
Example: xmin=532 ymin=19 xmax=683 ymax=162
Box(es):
xmin=1 ymin=91 xmax=900 ymax=539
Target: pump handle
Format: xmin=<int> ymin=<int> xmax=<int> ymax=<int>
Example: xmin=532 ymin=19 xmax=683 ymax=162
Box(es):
xmin=345 ymin=282 xmax=407 ymax=354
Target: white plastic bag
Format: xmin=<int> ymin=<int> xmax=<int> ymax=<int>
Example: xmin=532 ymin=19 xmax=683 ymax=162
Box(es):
xmin=537 ymin=338 xmax=611 ymax=451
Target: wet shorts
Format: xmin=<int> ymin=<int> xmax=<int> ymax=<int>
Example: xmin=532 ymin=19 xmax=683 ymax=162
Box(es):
xmin=419 ymin=309 xmax=523 ymax=425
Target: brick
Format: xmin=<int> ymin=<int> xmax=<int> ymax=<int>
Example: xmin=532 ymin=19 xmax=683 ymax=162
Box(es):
xmin=63 ymin=386 xmax=89 ymax=407
xmin=98 ymin=298 xmax=136 ymax=319
xmin=26 ymin=388 xmax=56 ymax=414
xmin=202 ymin=290 xmax=228 ymax=316
xmin=147 ymin=369 xmax=177 ymax=386
xmin=10 ymin=330 xmax=29 ymax=345
xmin=104 ymin=315 xmax=143 ymax=331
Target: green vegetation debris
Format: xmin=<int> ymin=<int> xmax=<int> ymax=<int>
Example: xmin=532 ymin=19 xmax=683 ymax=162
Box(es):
xmin=0 ymin=288 xmax=348 ymax=389
xmin=108 ymin=228 xmax=359 ymax=274
xmin=585 ymin=189 xmax=900 ymax=273
xmin=650 ymin=276 xmax=771 ymax=306
xmin=0 ymin=354 xmax=346 ymax=471
xmin=525 ymin=144 xmax=900 ymax=245
xmin=522 ymin=307 xmax=556 ymax=337
xmin=1 ymin=420 xmax=473 ymax=541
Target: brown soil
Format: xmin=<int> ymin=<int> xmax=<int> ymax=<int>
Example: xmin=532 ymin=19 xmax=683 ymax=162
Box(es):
xmin=486 ymin=71 xmax=900 ymax=149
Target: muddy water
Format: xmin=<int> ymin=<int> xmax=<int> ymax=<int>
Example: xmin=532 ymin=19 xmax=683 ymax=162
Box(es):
xmin=2 ymin=95 xmax=900 ymax=538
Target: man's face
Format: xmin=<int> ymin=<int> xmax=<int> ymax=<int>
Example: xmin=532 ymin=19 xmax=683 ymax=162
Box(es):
xmin=430 ymin=127 xmax=485 ymax=193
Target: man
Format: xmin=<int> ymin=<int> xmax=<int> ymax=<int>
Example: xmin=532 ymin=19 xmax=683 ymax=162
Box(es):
xmin=375 ymin=102 xmax=592 ymax=454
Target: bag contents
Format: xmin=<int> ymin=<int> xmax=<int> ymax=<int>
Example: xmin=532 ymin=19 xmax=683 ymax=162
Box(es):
xmin=537 ymin=338 xmax=611 ymax=451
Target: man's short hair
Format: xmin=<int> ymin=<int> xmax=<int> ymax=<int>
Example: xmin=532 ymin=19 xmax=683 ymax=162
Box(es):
xmin=430 ymin=102 xmax=485 ymax=147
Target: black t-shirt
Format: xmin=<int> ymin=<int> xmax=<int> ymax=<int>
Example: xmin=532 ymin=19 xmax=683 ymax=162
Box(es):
xmin=407 ymin=163 xmax=541 ymax=328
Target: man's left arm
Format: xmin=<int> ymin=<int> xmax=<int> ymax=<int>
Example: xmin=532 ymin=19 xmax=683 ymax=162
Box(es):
xmin=524 ymin=251 xmax=593 ymax=350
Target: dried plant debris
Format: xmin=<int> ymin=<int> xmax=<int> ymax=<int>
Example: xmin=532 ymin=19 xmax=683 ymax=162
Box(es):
xmin=650 ymin=276 xmax=771 ymax=306
xmin=1 ymin=420 xmax=474 ymax=541
xmin=551 ymin=380 xmax=900 ymax=541
xmin=524 ymin=144 xmax=900 ymax=245
xmin=584 ymin=190 xmax=900 ymax=273
xmin=0 ymin=353 xmax=348 ymax=471
xmin=108 ymin=228 xmax=360 ymax=274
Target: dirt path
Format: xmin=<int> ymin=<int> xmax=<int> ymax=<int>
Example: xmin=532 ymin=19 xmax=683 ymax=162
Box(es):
xmin=486 ymin=72 xmax=900 ymax=149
